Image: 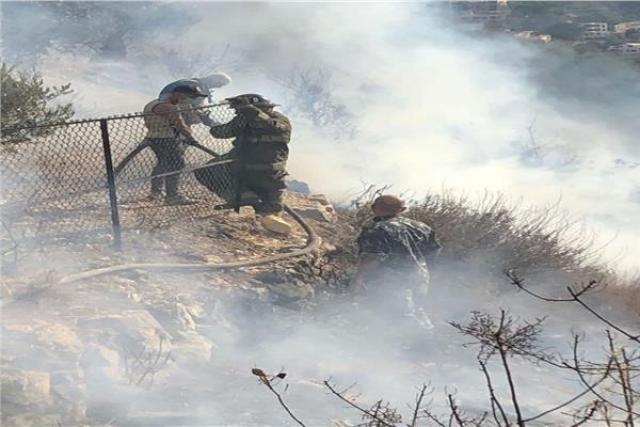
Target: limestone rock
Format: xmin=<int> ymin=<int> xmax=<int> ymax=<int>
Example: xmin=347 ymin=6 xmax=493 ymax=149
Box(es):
xmin=292 ymin=206 xmax=336 ymax=223
xmin=171 ymin=333 xmax=214 ymax=365
xmin=1 ymin=369 xmax=51 ymax=413
xmin=309 ymin=193 xmax=331 ymax=206
xmin=3 ymin=414 xmax=61 ymax=427
xmin=50 ymin=370 xmax=87 ymax=422
xmin=2 ymin=319 xmax=83 ymax=371
xmin=80 ymin=343 xmax=122 ymax=382
xmin=145 ymin=298 xmax=205 ymax=336
xmin=78 ymin=310 xmax=170 ymax=355
xmin=267 ymin=281 xmax=315 ymax=300
xmin=3 ymin=319 xmax=82 ymax=357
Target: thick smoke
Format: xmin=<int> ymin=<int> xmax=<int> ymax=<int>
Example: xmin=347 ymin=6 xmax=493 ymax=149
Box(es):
xmin=3 ymin=1 xmax=638 ymax=272
xmin=1 ymin=2 xmax=639 ymax=425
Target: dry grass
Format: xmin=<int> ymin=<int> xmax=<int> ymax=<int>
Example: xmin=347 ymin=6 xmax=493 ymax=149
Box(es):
xmin=333 ymin=188 xmax=638 ymax=312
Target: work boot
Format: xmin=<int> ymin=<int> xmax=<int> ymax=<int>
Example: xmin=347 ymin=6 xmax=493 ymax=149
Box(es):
xmin=165 ymin=194 xmax=193 ymax=206
xmin=260 ymin=214 xmax=292 ymax=235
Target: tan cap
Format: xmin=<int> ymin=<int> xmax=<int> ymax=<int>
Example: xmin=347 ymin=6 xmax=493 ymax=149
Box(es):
xmin=372 ymin=194 xmax=406 ymax=216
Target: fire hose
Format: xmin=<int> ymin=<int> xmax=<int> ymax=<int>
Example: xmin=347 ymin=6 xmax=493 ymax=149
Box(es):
xmin=10 ymin=139 xmax=323 ymax=293
xmin=56 ymin=204 xmax=321 ymax=285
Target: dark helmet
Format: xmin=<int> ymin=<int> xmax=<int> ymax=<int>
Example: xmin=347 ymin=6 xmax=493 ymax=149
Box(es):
xmin=172 ymin=85 xmax=208 ymax=98
xmin=226 ymin=93 xmax=277 ymax=108
xmin=372 ymin=194 xmax=406 ymax=216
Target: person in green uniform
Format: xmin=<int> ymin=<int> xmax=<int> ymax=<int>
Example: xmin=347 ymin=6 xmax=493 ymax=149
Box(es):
xmin=208 ymin=94 xmax=292 ymax=234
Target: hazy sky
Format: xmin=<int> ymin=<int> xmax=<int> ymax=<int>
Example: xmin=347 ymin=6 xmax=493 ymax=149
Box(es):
xmin=3 ymin=2 xmax=639 ymax=272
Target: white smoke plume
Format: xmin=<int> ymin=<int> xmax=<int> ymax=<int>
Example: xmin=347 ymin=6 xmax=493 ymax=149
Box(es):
xmin=4 ymin=2 xmax=636 ymax=272
xmin=1 ymin=2 xmax=639 ymax=425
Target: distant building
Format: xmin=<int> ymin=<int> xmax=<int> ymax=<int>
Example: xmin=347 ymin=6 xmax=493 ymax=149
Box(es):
xmin=581 ymin=22 xmax=610 ymax=39
xmin=608 ymin=42 xmax=640 ymax=56
xmin=450 ymin=0 xmax=510 ymax=23
xmin=514 ymin=31 xmax=552 ymax=43
xmin=614 ymin=21 xmax=640 ymax=33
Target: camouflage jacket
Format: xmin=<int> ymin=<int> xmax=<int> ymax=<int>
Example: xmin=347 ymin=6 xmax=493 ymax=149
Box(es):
xmin=209 ymin=106 xmax=291 ymax=172
xmin=357 ymin=215 xmax=441 ymax=276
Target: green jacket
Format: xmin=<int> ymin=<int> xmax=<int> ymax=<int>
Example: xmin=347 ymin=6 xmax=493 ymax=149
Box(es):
xmin=209 ymin=106 xmax=291 ymax=172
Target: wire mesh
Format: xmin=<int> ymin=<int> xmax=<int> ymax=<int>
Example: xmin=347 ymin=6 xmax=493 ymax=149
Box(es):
xmin=0 ymin=103 xmax=239 ymax=247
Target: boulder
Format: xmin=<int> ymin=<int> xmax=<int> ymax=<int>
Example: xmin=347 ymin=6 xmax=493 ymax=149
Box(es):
xmin=2 ymin=319 xmax=83 ymax=372
xmin=50 ymin=370 xmax=87 ymax=422
xmin=145 ymin=299 xmax=203 ymax=336
xmin=253 ymin=270 xmax=315 ymax=300
xmin=1 ymin=369 xmax=51 ymax=413
xmin=77 ymin=310 xmax=170 ymax=354
xmin=3 ymin=414 xmax=61 ymax=427
xmin=80 ymin=343 xmax=122 ymax=382
xmin=309 ymin=193 xmax=331 ymax=206
xmin=171 ymin=332 xmax=214 ymax=365
xmin=267 ymin=280 xmax=315 ymax=300
xmin=292 ymin=206 xmax=336 ymax=223
xmin=3 ymin=319 xmax=82 ymax=357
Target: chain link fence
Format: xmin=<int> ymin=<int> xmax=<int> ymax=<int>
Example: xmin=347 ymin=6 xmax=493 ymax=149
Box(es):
xmin=0 ymin=103 xmax=239 ymax=252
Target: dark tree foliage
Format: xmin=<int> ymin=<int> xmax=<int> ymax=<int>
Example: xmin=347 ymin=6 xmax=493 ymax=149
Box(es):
xmin=0 ymin=63 xmax=74 ymax=142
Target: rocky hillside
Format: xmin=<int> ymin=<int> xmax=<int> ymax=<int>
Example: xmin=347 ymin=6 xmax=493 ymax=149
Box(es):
xmin=1 ymin=190 xmax=637 ymax=426
xmin=1 ymin=192 xmax=349 ymax=426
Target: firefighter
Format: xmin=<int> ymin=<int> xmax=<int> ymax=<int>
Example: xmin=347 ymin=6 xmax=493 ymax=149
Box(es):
xmin=208 ymin=94 xmax=292 ymax=235
xmin=353 ymin=195 xmax=441 ymax=326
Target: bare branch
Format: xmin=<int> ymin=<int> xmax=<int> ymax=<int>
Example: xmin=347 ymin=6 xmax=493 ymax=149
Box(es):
xmin=478 ymin=358 xmax=509 ymax=426
xmin=507 ymin=272 xmax=640 ymax=345
xmin=409 ymin=384 xmax=430 ymax=427
xmin=523 ymin=368 xmax=609 ymax=422
xmin=323 ymin=380 xmax=396 ymax=427
xmin=252 ymin=368 xmax=307 ymax=427
xmin=448 ymin=394 xmax=466 ymax=427
xmin=569 ymin=335 xmax=640 ymax=417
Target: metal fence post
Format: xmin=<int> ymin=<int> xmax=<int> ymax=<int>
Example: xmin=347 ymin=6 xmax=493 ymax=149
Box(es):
xmin=99 ymin=119 xmax=122 ymax=251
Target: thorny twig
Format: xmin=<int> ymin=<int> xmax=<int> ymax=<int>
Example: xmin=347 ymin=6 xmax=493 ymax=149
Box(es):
xmin=323 ymin=380 xmax=396 ymax=427
xmin=478 ymin=358 xmax=509 ymax=427
xmin=568 ymin=334 xmax=640 ymax=418
xmin=252 ymin=368 xmax=307 ymax=427
xmin=409 ymin=384 xmax=430 ymax=427
xmin=121 ymin=336 xmax=172 ymax=389
xmin=507 ymin=271 xmax=640 ymax=345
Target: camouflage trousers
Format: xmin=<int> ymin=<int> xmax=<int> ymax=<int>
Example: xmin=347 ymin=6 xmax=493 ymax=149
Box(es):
xmin=194 ymin=160 xmax=286 ymax=214
xmin=241 ymin=170 xmax=287 ymax=214
xmin=148 ymin=137 xmax=186 ymax=198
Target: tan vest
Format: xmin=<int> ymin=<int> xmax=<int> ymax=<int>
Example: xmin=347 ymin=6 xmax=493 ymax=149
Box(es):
xmin=143 ymin=99 xmax=175 ymax=139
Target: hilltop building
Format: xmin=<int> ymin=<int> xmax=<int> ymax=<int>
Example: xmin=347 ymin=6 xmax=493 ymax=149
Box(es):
xmin=614 ymin=21 xmax=640 ymax=33
xmin=608 ymin=42 xmax=640 ymax=56
xmin=514 ymin=31 xmax=552 ymax=43
xmin=581 ymin=22 xmax=610 ymax=39
xmin=449 ymin=0 xmax=510 ymax=24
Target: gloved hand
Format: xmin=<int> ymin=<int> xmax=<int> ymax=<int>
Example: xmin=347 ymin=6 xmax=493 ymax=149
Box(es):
xmin=198 ymin=111 xmax=220 ymax=127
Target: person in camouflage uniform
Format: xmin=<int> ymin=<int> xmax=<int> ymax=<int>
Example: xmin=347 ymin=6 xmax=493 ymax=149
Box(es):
xmin=353 ymin=195 xmax=441 ymax=325
xmin=208 ymin=94 xmax=292 ymax=234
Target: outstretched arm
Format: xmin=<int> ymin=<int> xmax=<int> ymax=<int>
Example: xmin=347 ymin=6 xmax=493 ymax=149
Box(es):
xmin=209 ymin=115 xmax=246 ymax=138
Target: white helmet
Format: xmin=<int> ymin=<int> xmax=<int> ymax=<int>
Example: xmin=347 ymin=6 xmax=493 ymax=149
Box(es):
xmin=198 ymin=72 xmax=232 ymax=90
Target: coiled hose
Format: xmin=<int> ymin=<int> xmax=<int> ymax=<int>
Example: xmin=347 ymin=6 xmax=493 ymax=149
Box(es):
xmin=56 ymin=204 xmax=321 ymax=285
